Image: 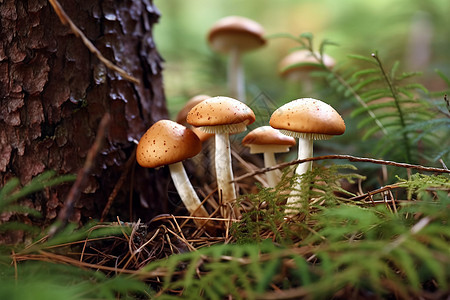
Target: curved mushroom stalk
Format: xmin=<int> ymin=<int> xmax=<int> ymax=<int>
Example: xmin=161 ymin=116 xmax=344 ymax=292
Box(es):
xmin=168 ymin=162 xmax=210 ymax=227
xmin=136 ymin=119 xmax=213 ymax=231
xmin=215 ymin=132 xmax=239 ymax=218
xmin=285 ymin=138 xmax=313 ymax=217
xmin=228 ymin=47 xmax=245 ymax=102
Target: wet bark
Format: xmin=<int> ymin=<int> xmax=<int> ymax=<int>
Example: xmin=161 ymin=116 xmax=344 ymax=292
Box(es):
xmin=0 ymin=0 xmax=169 ymax=231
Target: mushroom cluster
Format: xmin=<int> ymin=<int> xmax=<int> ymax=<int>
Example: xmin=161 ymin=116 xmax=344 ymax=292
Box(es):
xmin=135 ymin=16 xmax=345 ymax=229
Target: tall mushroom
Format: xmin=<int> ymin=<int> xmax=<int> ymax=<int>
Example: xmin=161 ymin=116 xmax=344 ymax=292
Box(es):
xmin=242 ymin=126 xmax=296 ymax=187
xmin=136 ymin=120 xmax=210 ymax=228
xmin=269 ymin=98 xmax=345 ymax=216
xmin=187 ymin=96 xmax=255 ymax=218
xmin=208 ymin=16 xmax=266 ymax=102
xmin=279 ymin=50 xmax=335 ymax=93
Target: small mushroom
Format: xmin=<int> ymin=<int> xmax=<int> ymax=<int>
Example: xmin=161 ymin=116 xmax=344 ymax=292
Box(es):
xmin=208 ymin=16 xmax=266 ymax=102
xmin=136 ymin=120 xmax=210 ymax=228
xmin=176 ymin=94 xmax=212 ymax=126
xmin=270 ymin=98 xmax=345 ymax=216
xmin=187 ymin=96 xmax=256 ymax=218
xmin=176 ymin=95 xmax=215 ymax=142
xmin=242 ymin=126 xmax=296 ymax=187
xmin=279 ymin=50 xmax=335 ymax=93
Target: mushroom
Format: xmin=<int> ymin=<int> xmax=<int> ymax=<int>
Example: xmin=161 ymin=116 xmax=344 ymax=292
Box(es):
xmin=136 ymin=120 xmax=210 ymax=228
xmin=269 ymin=98 xmax=345 ymax=216
xmin=175 ymin=94 xmax=215 ymax=142
xmin=208 ymin=16 xmax=266 ymax=102
xmin=175 ymin=95 xmax=215 ymax=180
xmin=176 ymin=94 xmax=212 ymax=126
xmin=242 ymin=126 xmax=296 ymax=187
xmin=186 ymin=96 xmax=256 ymax=218
xmin=279 ymin=50 xmax=335 ymax=93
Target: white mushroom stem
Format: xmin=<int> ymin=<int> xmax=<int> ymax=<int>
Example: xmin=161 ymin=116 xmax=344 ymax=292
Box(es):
xmin=168 ymin=162 xmax=210 ymax=225
xmin=215 ymin=132 xmax=240 ymax=218
xmin=285 ymin=138 xmax=313 ymax=216
xmin=228 ymin=47 xmax=245 ymax=102
xmin=263 ymin=152 xmax=282 ymax=188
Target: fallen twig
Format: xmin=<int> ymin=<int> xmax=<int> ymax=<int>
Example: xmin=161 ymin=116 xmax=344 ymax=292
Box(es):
xmin=233 ymin=154 xmax=450 ymax=183
xmin=48 ymin=114 xmax=111 ymax=236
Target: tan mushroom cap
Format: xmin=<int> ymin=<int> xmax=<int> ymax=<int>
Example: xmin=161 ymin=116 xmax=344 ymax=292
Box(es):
xmin=242 ymin=126 xmax=296 ymax=146
xmin=136 ymin=120 xmax=202 ymax=168
xmin=176 ymin=94 xmax=211 ymax=125
xmin=270 ymin=98 xmax=345 ymax=140
xmin=279 ymin=50 xmax=335 ymax=79
xmin=208 ymin=16 xmax=266 ymax=54
xmin=186 ymin=96 xmax=256 ymax=134
xmin=242 ymin=126 xmax=296 ymax=154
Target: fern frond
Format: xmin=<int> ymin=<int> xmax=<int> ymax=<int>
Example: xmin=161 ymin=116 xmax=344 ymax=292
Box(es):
xmin=0 ymin=171 xmax=76 ymax=212
xmin=347 ymin=54 xmax=378 ymax=65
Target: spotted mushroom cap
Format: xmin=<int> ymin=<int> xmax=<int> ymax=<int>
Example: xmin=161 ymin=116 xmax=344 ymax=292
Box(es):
xmin=186 ymin=96 xmax=256 ymax=134
xmin=176 ymin=94 xmax=211 ymax=126
xmin=208 ymin=16 xmax=266 ymax=54
xmin=136 ymin=120 xmax=202 ymax=168
xmin=270 ymin=98 xmax=345 ymax=140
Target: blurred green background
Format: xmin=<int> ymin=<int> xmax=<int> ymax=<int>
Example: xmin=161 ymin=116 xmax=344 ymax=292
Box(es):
xmin=154 ymin=0 xmax=449 ymax=116
xmin=153 ymin=0 xmax=449 ymax=182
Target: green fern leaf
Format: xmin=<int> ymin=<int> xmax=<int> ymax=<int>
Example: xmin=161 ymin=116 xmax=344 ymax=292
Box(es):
xmin=403 ymin=239 xmax=447 ymax=288
xmin=390 ymin=248 xmax=421 ymax=289
xmin=351 ymin=101 xmax=398 ymax=118
xmin=395 ymin=71 xmax=423 ymax=81
xmin=361 ymin=125 xmax=385 ymax=140
xmin=357 ymin=112 xmax=399 ymax=129
xmin=353 ymin=76 xmax=383 ymax=92
xmin=351 ymin=68 xmax=380 ymax=79
xmin=348 ymin=54 xmax=378 ymax=65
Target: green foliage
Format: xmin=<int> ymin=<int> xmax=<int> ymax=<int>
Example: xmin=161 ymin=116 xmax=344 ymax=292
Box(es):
xmin=137 ymin=173 xmax=449 ymax=299
xmin=0 ymin=171 xmax=76 ymax=235
xmin=0 ymin=152 xmax=449 ymax=299
xmin=0 ymin=172 xmax=145 ymax=299
xmin=273 ymin=32 xmax=449 ymax=167
xmin=338 ymin=53 xmax=449 ymax=165
xmin=0 ymin=262 xmax=148 ymax=300
xmin=1 ymin=25 xmax=449 ymax=298
xmin=0 ymin=171 xmax=75 ymax=215
xmin=232 ymin=164 xmax=365 ymax=245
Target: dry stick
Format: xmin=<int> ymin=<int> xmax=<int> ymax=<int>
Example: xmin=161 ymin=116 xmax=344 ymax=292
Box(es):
xmin=48 ymin=0 xmax=140 ymax=84
xmin=100 ymin=149 xmax=136 ymax=222
xmin=48 ymin=114 xmax=111 ymax=237
xmin=233 ymin=154 xmax=450 ymax=183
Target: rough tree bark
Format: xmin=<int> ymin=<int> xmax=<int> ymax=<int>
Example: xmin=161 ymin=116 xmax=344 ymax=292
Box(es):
xmin=0 ymin=0 xmax=169 ymax=232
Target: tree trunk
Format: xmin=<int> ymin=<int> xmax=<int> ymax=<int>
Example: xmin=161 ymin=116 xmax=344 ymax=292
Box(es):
xmin=0 ymin=0 xmax=169 ymax=230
